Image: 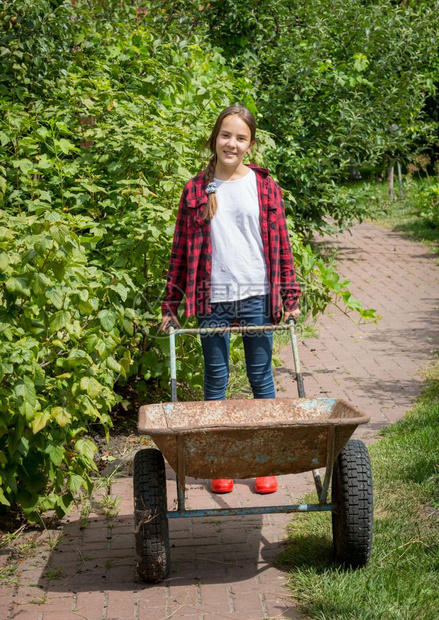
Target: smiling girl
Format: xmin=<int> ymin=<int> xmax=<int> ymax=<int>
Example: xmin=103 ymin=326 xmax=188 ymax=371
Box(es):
xmin=161 ymin=105 xmax=301 ymax=494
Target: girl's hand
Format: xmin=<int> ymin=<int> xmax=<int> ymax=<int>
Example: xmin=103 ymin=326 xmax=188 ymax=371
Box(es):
xmin=160 ymin=314 xmax=180 ymax=332
xmin=283 ymin=309 xmax=301 ymax=323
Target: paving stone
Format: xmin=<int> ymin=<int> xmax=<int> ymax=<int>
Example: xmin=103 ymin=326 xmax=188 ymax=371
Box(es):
xmin=136 ymin=608 xmax=169 ymax=620
xmin=198 ymin=583 xmax=232 ymax=607
xmin=232 ymin=589 xmax=266 ymax=612
xmin=264 ymin=598 xmax=303 ymax=618
xmin=10 ymin=609 xmax=44 ymax=620
xmin=39 ymin=613 xmax=83 ymax=620
xmin=106 ymin=598 xmax=138 ymax=619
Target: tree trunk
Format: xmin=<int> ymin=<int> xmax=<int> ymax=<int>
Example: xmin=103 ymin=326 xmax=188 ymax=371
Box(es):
xmin=397 ymin=161 xmax=404 ymax=200
xmin=388 ymin=162 xmax=395 ymax=200
xmin=349 ymin=165 xmax=362 ymax=180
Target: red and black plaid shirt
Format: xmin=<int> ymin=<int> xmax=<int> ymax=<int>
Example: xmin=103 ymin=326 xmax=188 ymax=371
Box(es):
xmin=162 ymin=164 xmax=301 ymax=324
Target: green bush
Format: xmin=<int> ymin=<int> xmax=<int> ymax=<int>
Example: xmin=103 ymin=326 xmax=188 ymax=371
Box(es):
xmin=0 ymin=0 xmax=254 ymax=518
xmin=0 ymin=209 xmax=130 ymax=518
xmin=415 ymin=183 xmax=439 ymax=227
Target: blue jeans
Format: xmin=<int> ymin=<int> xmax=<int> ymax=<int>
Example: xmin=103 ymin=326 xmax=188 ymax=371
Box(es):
xmin=197 ymin=295 xmax=275 ymax=401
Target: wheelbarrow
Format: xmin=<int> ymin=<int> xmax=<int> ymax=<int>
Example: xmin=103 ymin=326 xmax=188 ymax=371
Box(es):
xmin=134 ymin=322 xmax=373 ymax=582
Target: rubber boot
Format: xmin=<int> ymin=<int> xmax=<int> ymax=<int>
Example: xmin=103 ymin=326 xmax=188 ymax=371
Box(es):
xmin=254 ymin=476 xmax=278 ymax=494
xmin=210 ymin=479 xmax=234 ymax=493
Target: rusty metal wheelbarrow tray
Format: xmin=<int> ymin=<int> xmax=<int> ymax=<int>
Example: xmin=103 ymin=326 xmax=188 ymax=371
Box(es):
xmin=138 ymin=396 xmax=369 ymax=480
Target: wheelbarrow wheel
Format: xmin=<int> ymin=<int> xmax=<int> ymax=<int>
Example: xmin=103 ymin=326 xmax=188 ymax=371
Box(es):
xmin=133 ymin=448 xmax=170 ymax=582
xmin=332 ymin=438 xmax=373 ymax=569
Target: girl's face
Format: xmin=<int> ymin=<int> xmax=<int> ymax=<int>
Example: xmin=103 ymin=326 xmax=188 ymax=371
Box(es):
xmin=215 ymin=114 xmax=254 ymax=170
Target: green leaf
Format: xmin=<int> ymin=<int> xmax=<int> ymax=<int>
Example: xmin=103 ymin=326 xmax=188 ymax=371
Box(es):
xmin=14 ymin=377 xmax=37 ymax=407
xmin=66 ymin=349 xmax=89 ymax=366
xmin=49 ymin=261 xmax=66 ymax=281
xmin=78 ymin=299 xmax=94 ymax=315
xmin=17 ymin=436 xmax=30 ymax=457
xmin=32 ymin=411 xmax=51 ymax=434
xmin=0 ymin=226 xmax=14 ymax=241
xmin=46 ymin=288 xmax=64 ymax=309
xmin=0 ymin=488 xmax=11 ymax=507
xmin=0 ymin=252 xmax=9 ymax=271
xmin=75 ymin=438 xmax=97 ymax=461
xmin=36 ymin=127 xmax=49 ymax=139
xmin=106 ymin=356 xmax=122 ymax=373
xmin=98 ymin=309 xmax=117 ymax=332
xmin=32 ymin=272 xmax=51 ymax=296
xmin=12 ymin=159 xmax=33 ymax=174
xmin=56 ymin=492 xmax=74 ymax=516
xmin=0 ymin=362 xmax=13 ymax=380
xmin=0 ymin=310 xmax=13 ymax=333
xmin=21 ymin=401 xmax=36 ymax=421
xmin=94 ymin=338 xmax=109 ymax=359
xmin=111 ymin=283 xmax=128 ymax=301
xmin=119 ymin=356 xmax=131 ymax=374
xmin=38 ymin=190 xmax=52 ymax=204
xmin=37 ymin=154 xmax=52 ymax=170
xmin=5 ymin=277 xmax=30 ymax=297
xmin=50 ymin=310 xmax=71 ymax=333
xmin=0 ymin=131 xmax=10 ymax=146
xmin=353 ymin=53 xmax=369 ymax=72
xmin=80 ymin=376 xmax=103 ymax=399
xmin=81 ymin=182 xmax=106 ymax=193
xmin=50 ymin=226 xmax=69 ymax=246
xmin=67 ymin=474 xmax=86 ymax=493
xmin=123 ymin=318 xmax=134 ymax=336
xmin=52 ymin=406 xmax=71 ymax=427
xmin=45 ymin=443 xmax=64 ymax=466
xmin=56 ymin=139 xmax=76 ymax=154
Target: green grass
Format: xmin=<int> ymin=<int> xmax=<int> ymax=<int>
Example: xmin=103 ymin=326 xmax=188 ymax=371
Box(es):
xmin=374 ymin=203 xmax=439 ymax=253
xmin=349 ymin=177 xmax=439 ymax=252
xmin=277 ymin=360 xmax=439 ymax=620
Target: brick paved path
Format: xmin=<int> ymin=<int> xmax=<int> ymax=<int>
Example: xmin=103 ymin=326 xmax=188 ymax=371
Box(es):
xmin=2 ymin=222 xmax=439 ymax=620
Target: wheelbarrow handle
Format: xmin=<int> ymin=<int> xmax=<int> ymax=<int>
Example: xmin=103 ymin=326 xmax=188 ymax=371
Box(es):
xmin=287 ymin=318 xmax=306 ymax=398
xmin=169 ymin=324 xmax=297 ymax=335
xmin=168 ymin=321 xmax=305 ymax=401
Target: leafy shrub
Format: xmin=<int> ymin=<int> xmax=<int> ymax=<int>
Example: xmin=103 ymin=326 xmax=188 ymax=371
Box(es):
xmin=0 ymin=209 xmax=133 ymax=518
xmin=414 ymin=183 xmax=439 ymax=227
xmin=0 ymin=0 xmax=254 ymax=518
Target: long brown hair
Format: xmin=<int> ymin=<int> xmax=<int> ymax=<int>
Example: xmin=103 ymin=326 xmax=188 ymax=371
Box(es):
xmin=203 ymin=105 xmax=257 ymax=222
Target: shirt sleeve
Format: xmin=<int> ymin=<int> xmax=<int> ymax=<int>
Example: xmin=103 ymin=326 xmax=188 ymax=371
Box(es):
xmin=277 ymin=185 xmax=302 ymax=311
xmin=161 ymin=186 xmax=189 ymax=317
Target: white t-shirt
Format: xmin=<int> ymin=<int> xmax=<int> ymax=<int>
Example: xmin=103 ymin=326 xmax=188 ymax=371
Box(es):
xmin=210 ymin=168 xmax=269 ymax=302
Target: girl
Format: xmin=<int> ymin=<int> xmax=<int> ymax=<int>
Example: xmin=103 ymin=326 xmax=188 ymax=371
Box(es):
xmin=161 ymin=105 xmax=301 ymax=494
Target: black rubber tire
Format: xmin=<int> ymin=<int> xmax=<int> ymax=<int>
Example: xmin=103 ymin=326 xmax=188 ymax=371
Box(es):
xmin=133 ymin=448 xmax=170 ymax=582
xmin=332 ymin=438 xmax=373 ymax=569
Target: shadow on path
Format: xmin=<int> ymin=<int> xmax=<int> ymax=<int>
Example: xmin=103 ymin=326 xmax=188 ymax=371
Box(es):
xmin=37 ymin=506 xmax=287 ymax=594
